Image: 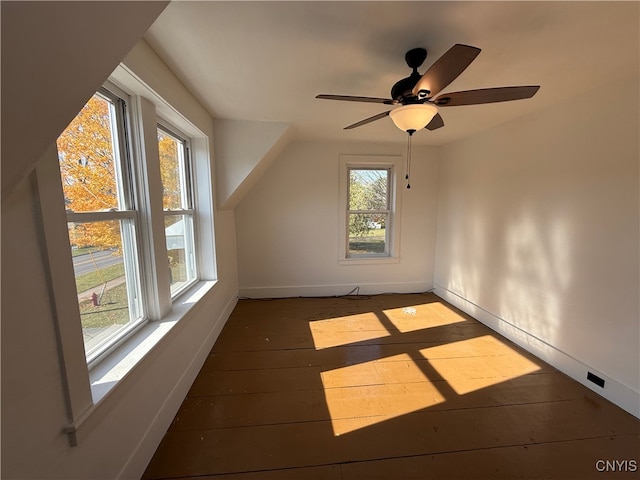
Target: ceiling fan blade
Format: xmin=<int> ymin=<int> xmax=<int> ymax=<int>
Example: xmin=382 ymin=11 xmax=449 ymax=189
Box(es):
xmin=434 ymin=86 xmax=540 ymax=106
xmin=412 ymin=44 xmax=481 ymax=98
xmin=316 ymin=94 xmax=397 ymax=105
xmin=425 ymin=113 xmax=444 ymax=131
xmin=344 ymin=111 xmax=391 ymax=130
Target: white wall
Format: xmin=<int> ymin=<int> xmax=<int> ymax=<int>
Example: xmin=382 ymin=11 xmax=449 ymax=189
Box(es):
xmin=214 ymin=119 xmax=294 ymax=210
xmin=1 ymin=1 xmax=168 ymax=201
xmin=434 ymin=76 xmax=639 ymax=416
xmin=1 ymin=40 xmax=239 ymax=480
xmin=236 ymin=141 xmax=440 ymax=297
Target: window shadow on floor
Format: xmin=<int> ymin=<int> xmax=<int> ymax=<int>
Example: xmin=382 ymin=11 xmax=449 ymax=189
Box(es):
xmin=143 ymin=293 xmax=640 ymax=480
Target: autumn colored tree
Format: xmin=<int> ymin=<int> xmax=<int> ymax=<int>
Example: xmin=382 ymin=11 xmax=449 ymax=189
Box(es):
xmin=57 ymin=93 xmax=122 ymax=251
xmin=157 ymin=130 xmax=183 ymax=211
xmin=58 ymin=95 xmax=188 ymax=255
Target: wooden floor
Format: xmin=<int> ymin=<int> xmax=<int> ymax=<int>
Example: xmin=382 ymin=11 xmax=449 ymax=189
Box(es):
xmin=143 ymin=293 xmax=639 ymax=479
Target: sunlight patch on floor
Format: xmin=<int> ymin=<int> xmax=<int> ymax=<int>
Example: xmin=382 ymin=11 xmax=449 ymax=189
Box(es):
xmin=421 ymin=335 xmax=541 ymax=395
xmin=309 ymin=312 xmax=391 ymax=349
xmin=383 ymin=301 xmax=466 ymax=333
xmin=320 ymin=353 xmax=445 ymax=436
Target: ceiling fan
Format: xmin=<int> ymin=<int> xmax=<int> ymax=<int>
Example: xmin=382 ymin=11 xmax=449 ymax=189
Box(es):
xmin=316 ymin=44 xmax=540 ymax=134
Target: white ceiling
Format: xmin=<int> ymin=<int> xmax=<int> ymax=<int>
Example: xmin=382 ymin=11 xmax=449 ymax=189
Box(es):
xmin=145 ymin=1 xmax=639 ymax=146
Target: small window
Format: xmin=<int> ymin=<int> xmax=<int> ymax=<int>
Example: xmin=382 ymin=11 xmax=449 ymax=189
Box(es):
xmin=157 ymin=125 xmax=197 ymax=296
xmin=57 ymin=90 xmax=145 ymax=362
xmin=347 ymin=168 xmax=392 ymax=257
xmin=339 ymin=155 xmax=402 ymax=264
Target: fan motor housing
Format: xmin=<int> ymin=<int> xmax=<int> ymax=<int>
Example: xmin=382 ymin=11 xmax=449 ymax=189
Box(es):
xmin=391 ymin=72 xmax=421 ymax=102
xmin=391 ymin=47 xmax=429 ymax=101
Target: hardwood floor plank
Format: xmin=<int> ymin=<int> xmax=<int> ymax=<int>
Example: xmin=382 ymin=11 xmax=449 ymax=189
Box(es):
xmin=145 ymin=399 xmax=637 ymax=478
xmin=171 ymin=389 xmax=331 ymax=431
xmin=170 ymin=372 xmax=598 ymax=432
xmin=168 ymin=464 xmax=341 ymax=480
xmin=211 ymin=324 xmax=490 ymax=353
xmin=188 ymin=365 xmax=324 ymax=397
xmin=143 ymin=295 xmax=640 ymax=480
xmin=339 ymin=435 xmax=640 ymax=480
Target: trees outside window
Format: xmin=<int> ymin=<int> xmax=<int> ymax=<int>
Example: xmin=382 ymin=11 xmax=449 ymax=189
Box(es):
xmin=347 ymin=168 xmax=391 ymax=256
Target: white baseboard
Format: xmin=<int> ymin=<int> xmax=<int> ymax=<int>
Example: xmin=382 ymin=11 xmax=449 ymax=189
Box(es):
xmin=434 ymin=283 xmax=639 ymax=419
xmin=118 ymin=290 xmax=238 ymax=480
xmin=239 ymin=281 xmax=433 ymax=299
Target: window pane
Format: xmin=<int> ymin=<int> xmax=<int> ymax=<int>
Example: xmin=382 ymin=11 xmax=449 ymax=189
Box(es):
xmin=158 ymin=129 xmax=188 ymax=210
xmin=69 ymin=220 xmax=141 ymax=356
xmin=57 ymin=93 xmax=122 ymax=213
xmin=349 ymin=169 xmax=388 ymax=210
xmin=348 ymin=213 xmax=388 ymax=255
xmin=158 ymin=125 xmax=198 ymax=297
xmin=165 ymin=214 xmax=196 ymax=295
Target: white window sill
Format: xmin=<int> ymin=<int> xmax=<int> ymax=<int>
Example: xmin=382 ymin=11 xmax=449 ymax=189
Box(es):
xmin=65 ymin=280 xmax=217 ymax=445
xmin=338 ymin=256 xmax=401 ymax=266
xmin=90 ymin=280 xmax=216 ymax=402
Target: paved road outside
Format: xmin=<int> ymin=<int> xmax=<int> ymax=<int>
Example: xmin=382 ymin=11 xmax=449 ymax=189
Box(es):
xmin=73 ymin=249 xmax=122 ymax=276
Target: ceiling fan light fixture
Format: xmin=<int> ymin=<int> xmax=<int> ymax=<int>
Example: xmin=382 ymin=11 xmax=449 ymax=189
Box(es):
xmin=389 ymin=103 xmax=439 ymax=132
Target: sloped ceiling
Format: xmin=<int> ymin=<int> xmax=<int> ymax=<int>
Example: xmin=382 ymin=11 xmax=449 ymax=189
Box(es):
xmin=1 ymin=1 xmax=169 ymax=200
xmin=145 ymin=1 xmax=638 ymax=147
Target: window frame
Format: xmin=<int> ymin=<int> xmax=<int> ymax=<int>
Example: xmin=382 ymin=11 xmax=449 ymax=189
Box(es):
xmin=338 ymin=155 xmax=403 ymax=265
xmin=37 ymin=62 xmax=219 ymax=447
xmin=346 ymin=166 xmax=393 ymax=258
xmin=59 ymin=85 xmax=149 ymax=366
xmin=156 ymin=122 xmax=199 ymax=298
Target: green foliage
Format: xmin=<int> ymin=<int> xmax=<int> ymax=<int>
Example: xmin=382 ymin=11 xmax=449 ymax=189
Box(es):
xmin=348 ymin=169 xmax=388 ymax=238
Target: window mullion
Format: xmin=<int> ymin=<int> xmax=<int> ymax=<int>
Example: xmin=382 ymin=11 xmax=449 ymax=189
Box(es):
xmin=184 ymin=146 xmax=194 ymax=209
xmin=164 ymin=208 xmax=194 ymax=215
xmin=131 ymin=96 xmax=172 ymax=320
xmin=348 ymin=209 xmax=390 ymax=215
xmin=66 ymin=211 xmax=136 ymax=223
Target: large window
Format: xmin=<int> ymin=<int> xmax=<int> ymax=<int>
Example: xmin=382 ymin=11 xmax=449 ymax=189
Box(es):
xmin=56 ymin=83 xmax=207 ymax=368
xmin=157 ymin=125 xmax=197 ymax=296
xmin=41 ymin=63 xmax=217 ymax=443
xmin=57 ymin=89 xmax=144 ymax=363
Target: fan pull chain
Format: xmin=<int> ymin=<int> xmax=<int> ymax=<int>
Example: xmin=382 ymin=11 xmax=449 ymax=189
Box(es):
xmin=405 ymin=130 xmax=415 ymax=189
